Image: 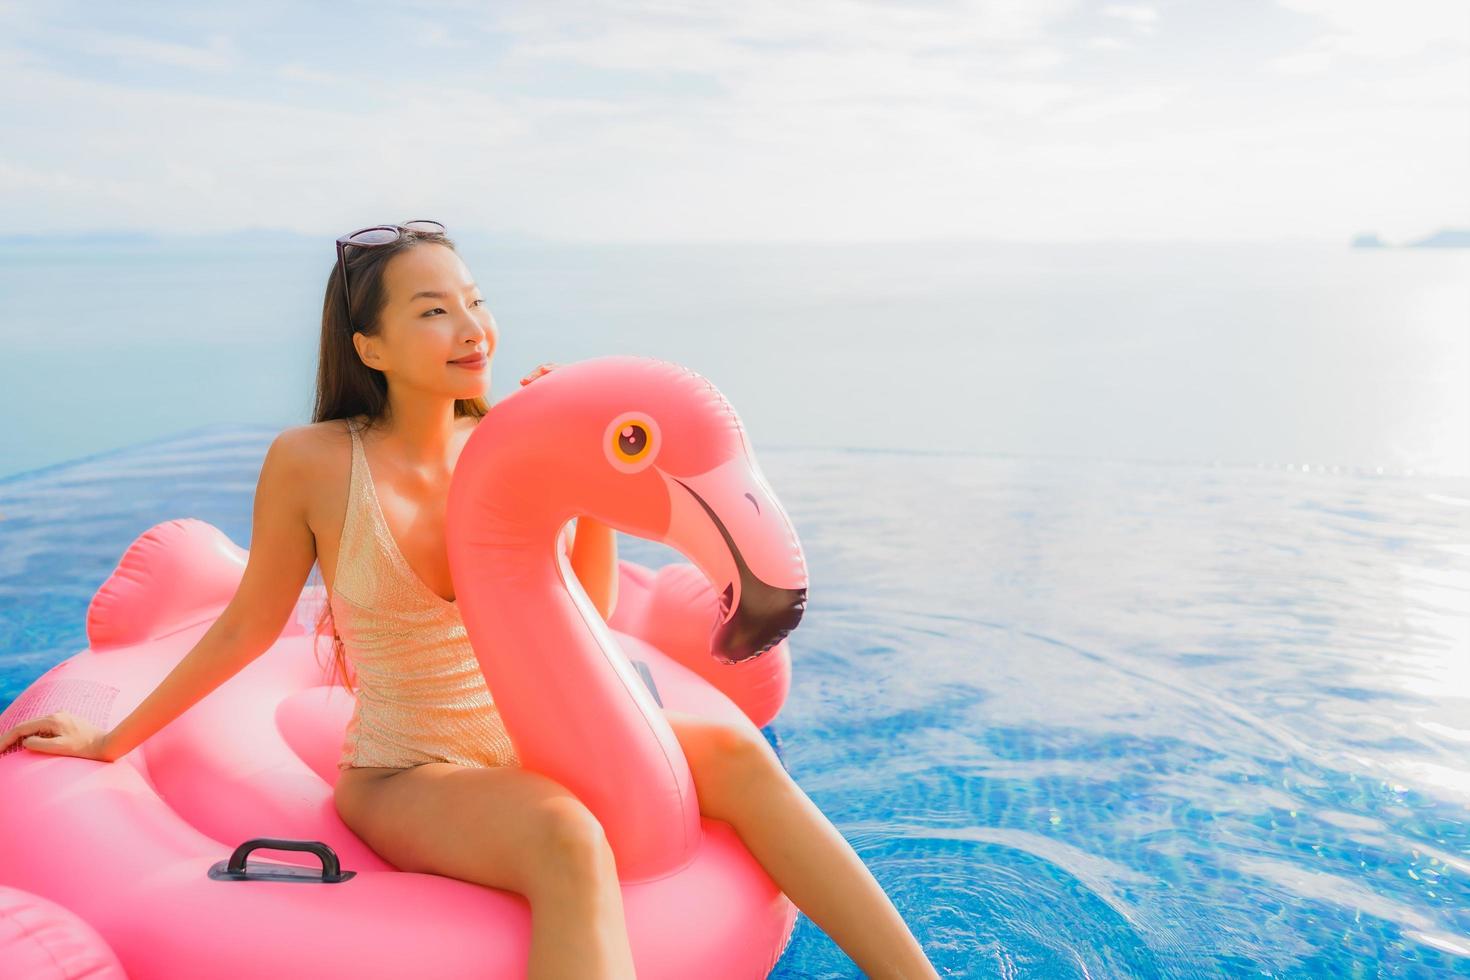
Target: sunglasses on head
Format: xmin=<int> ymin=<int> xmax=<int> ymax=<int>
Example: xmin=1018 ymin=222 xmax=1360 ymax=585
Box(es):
xmin=335 ymin=219 xmax=446 ymax=329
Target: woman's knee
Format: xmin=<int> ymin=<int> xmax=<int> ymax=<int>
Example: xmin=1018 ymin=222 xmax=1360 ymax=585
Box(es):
xmin=670 ymin=716 xmax=781 ymax=814
xmin=668 ymin=711 xmax=774 ymax=764
xmin=526 ymin=793 xmax=615 ymax=883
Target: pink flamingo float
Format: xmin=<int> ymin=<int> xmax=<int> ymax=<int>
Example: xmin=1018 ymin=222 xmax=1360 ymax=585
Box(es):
xmin=0 ymin=355 xmax=809 ymax=978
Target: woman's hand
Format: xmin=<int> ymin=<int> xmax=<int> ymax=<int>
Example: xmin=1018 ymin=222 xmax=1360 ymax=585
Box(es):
xmin=0 ymin=711 xmax=112 ymax=762
xmin=520 ymin=362 xmax=560 ymax=386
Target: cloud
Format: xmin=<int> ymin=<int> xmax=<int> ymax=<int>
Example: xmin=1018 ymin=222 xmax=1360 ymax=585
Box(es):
xmin=0 ymin=0 xmax=1464 ymax=243
xmin=1271 ymin=0 xmax=1470 ymax=72
xmin=1046 ymin=85 xmax=1180 ymax=124
xmin=276 ymin=63 xmax=341 ymax=85
xmin=1100 ymin=4 xmax=1158 ymax=33
xmin=412 ymin=21 xmax=475 ymax=49
xmin=77 ymin=30 xmax=239 ymax=72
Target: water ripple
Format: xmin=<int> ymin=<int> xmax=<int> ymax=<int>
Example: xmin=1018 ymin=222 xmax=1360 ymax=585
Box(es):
xmin=4 ymin=432 xmax=1470 ymax=977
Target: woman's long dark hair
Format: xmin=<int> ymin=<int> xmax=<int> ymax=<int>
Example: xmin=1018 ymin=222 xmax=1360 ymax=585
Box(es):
xmin=309 ymin=226 xmax=491 ymax=693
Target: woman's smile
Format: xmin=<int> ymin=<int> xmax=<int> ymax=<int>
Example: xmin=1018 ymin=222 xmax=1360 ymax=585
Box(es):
xmin=449 ymin=352 xmax=487 ymax=370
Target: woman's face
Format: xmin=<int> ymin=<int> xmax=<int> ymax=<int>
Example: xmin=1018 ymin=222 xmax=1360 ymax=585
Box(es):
xmin=353 ymin=242 xmax=498 ymax=399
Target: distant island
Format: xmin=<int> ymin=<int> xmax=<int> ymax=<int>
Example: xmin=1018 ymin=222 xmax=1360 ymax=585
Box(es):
xmin=1351 ymin=227 xmax=1470 ymax=248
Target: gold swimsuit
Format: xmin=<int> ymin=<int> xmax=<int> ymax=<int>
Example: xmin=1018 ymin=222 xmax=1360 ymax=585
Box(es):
xmin=331 ymin=418 xmax=520 ymax=771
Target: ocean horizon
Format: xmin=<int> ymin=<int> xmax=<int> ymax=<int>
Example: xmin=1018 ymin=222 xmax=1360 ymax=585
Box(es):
xmin=2 ymin=235 xmax=1466 ymax=483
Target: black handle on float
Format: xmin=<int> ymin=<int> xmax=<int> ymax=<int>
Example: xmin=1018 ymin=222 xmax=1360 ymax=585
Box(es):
xmin=208 ymin=837 xmax=356 ymax=883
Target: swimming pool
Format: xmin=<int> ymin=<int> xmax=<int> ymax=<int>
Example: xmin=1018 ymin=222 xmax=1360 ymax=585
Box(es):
xmin=2 ymin=426 xmax=1467 ymax=977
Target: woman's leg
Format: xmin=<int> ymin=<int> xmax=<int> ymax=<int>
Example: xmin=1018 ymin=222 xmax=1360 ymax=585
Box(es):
xmin=335 ymin=764 xmax=636 ymax=980
xmin=520 ymin=795 xmax=636 ymax=978
xmin=665 ymin=710 xmax=940 ymax=980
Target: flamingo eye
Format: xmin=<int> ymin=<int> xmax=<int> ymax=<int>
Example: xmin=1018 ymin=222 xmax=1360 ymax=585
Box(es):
xmin=616 ymin=423 xmax=648 ymax=458
xmin=603 ymin=415 xmax=660 ymax=473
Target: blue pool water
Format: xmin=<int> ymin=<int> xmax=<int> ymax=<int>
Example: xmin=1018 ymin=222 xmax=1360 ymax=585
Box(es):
xmin=2 ymin=427 xmax=1466 ymax=977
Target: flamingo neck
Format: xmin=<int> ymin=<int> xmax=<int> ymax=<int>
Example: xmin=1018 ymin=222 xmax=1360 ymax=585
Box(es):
xmin=456 ymin=510 xmax=701 ymax=881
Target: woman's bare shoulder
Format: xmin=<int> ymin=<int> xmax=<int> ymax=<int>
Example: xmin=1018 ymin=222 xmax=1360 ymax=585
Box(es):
xmin=267 ymin=420 xmax=358 ymax=535
xmin=268 ymin=418 xmax=359 ymax=489
xmin=277 ymin=417 xmax=357 ymax=455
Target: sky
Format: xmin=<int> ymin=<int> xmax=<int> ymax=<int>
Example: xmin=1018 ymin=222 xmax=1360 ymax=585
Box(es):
xmin=1 ymin=0 xmax=1467 ymax=244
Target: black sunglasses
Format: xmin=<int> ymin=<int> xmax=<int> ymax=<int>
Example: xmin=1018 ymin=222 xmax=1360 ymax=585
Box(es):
xmin=335 ymin=219 xmax=446 ymax=329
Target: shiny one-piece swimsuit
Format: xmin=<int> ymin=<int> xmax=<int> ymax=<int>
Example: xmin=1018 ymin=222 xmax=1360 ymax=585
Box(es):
xmin=332 ymin=418 xmax=520 ymax=771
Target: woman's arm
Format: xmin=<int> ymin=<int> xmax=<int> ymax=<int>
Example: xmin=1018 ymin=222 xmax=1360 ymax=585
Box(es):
xmin=100 ymin=612 xmax=274 ymax=761
xmin=568 ymin=516 xmax=618 ymax=621
xmin=101 ymin=430 xmax=319 ymax=761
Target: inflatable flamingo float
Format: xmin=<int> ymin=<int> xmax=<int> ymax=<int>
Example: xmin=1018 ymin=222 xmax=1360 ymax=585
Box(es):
xmin=0 ymin=355 xmax=809 ymax=978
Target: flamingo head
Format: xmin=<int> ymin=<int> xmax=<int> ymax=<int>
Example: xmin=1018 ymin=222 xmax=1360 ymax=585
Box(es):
xmin=475 ymin=355 xmax=808 ymax=664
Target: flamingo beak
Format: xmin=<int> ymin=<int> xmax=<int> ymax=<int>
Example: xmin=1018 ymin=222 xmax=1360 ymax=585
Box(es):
xmin=660 ymin=457 xmax=808 ymax=664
